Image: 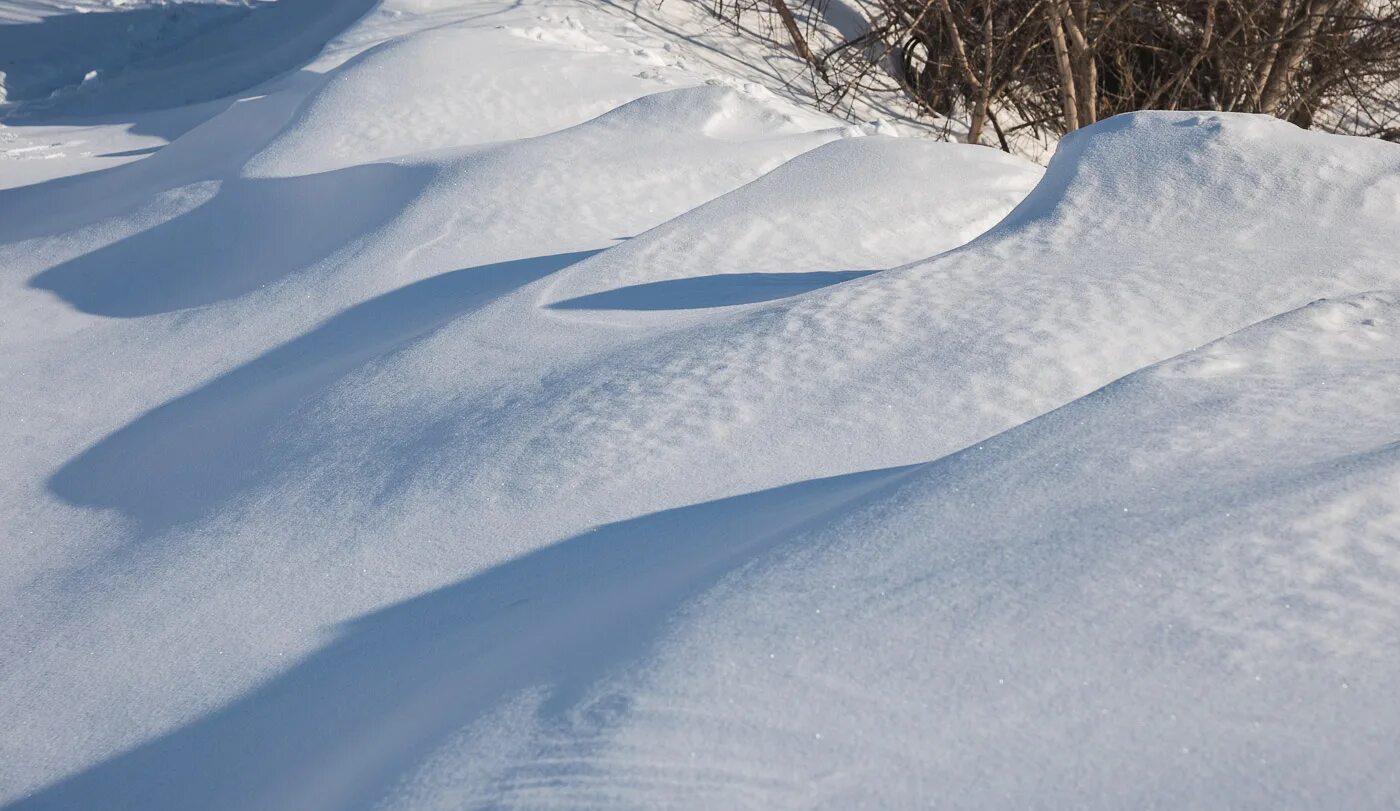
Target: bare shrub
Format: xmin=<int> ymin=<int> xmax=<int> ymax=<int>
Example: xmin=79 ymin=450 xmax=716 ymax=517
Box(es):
xmin=701 ymin=0 xmax=1400 ymax=149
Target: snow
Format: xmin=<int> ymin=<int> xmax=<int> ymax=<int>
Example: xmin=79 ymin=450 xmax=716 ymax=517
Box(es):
xmin=0 ymin=0 xmax=375 ymax=115
xmin=1 ymin=0 xmax=1399 ymax=807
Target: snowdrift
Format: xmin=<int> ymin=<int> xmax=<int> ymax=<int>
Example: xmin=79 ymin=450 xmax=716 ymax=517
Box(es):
xmin=2 ymin=0 xmax=1399 ymax=808
xmin=503 ymin=291 xmax=1400 ymax=808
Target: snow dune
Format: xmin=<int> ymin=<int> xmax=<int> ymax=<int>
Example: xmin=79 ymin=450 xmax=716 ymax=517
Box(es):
xmin=1 ymin=0 xmax=1399 ymax=807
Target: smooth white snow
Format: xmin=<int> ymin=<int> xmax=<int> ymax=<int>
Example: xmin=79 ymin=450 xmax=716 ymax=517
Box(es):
xmin=1 ymin=0 xmax=1398 ymax=808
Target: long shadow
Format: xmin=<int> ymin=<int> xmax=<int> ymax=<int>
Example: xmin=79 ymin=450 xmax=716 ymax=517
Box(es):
xmin=0 ymin=4 xmax=248 ymax=106
xmin=29 ymin=161 xmax=434 ymax=317
xmin=0 ymin=83 xmax=319 ymax=241
xmin=548 ymin=270 xmax=877 ymax=311
xmin=9 ymin=464 xmax=917 ymax=811
xmin=0 ymin=0 xmax=378 ymax=121
xmin=47 ymin=250 xmax=601 ymax=533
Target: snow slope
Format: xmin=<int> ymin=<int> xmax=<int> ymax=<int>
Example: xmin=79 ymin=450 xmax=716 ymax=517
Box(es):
xmin=1 ymin=0 xmax=1399 ymax=807
xmin=450 ymin=291 xmax=1400 ymax=809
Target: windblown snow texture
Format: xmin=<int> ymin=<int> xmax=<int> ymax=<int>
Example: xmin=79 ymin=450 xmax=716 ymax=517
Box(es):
xmin=1 ymin=0 xmax=1399 ymax=808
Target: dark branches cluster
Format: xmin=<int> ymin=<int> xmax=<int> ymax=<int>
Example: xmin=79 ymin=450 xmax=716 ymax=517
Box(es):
xmin=703 ymin=0 xmax=1400 ymax=149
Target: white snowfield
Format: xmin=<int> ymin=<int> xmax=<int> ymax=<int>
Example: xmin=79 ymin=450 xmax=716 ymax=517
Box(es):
xmin=2 ymin=0 xmax=1399 ymax=807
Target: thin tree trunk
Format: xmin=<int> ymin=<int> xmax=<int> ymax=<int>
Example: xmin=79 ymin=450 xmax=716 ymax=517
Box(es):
xmin=1259 ymin=0 xmax=1341 ymax=114
xmin=769 ymin=0 xmax=820 ymax=68
xmin=966 ymin=0 xmax=996 ymax=144
xmin=933 ymin=0 xmax=989 ymax=142
xmin=988 ymin=107 xmax=1011 ymax=152
xmin=1045 ymin=0 xmax=1081 ymax=131
xmin=1061 ymin=0 xmax=1098 ymax=125
xmin=1253 ymin=0 xmax=1300 ymax=108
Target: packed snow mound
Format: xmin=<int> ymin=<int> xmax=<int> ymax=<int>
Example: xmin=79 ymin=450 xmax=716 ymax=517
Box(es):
xmin=32 ymin=84 xmax=851 ymax=530
xmin=245 ymin=24 xmax=663 ymax=176
xmin=466 ymin=111 xmax=1400 ymax=522
xmin=3 ymin=0 xmax=1400 ymax=808
xmin=542 ymin=134 xmax=1039 ymax=311
xmin=433 ymin=292 xmax=1400 ymax=808
xmin=1000 ymin=109 xmax=1400 ymax=234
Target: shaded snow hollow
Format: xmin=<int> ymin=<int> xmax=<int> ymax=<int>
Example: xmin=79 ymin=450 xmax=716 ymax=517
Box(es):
xmin=2 ymin=0 xmax=1400 ymax=808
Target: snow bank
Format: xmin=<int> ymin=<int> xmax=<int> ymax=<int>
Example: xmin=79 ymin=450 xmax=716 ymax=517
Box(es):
xmin=1 ymin=0 xmax=1399 ymax=808
xmin=245 ymin=24 xmax=659 ymax=175
xmin=542 ymin=134 xmax=1037 ymax=312
xmin=457 ymin=291 xmax=1400 ymax=808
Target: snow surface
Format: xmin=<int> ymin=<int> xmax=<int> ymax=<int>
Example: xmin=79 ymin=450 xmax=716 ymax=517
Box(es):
xmin=2 ymin=0 xmax=1400 ymax=808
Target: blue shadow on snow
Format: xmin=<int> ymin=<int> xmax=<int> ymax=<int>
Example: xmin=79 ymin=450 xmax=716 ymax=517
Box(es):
xmin=10 ymin=464 xmax=918 ymax=811
xmin=548 ymin=269 xmax=877 ymax=310
xmin=46 ymin=250 xmax=601 ymax=532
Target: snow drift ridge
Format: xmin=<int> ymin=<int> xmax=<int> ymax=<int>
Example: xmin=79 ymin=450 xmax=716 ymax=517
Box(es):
xmin=3 ymin=3 xmax=1400 ymax=808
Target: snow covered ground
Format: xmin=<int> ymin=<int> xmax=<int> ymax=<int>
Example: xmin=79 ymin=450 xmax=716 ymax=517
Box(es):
xmin=2 ymin=0 xmax=1399 ymax=807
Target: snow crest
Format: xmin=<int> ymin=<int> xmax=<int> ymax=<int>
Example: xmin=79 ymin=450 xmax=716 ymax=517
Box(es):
xmin=1 ymin=0 xmax=1399 ymax=808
